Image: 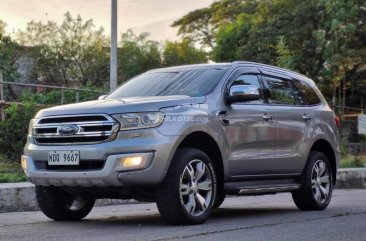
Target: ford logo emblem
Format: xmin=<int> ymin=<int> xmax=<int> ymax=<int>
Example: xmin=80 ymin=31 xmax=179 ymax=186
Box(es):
xmin=57 ymin=125 xmax=79 ymax=136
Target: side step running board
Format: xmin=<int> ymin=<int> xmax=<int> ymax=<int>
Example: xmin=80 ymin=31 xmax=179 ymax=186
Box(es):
xmin=237 ymin=184 xmax=300 ymax=195
xmin=224 ymin=179 xmax=301 ymax=195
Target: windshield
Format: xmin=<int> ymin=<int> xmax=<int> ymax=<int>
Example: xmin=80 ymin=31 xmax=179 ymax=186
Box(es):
xmin=106 ymin=68 xmax=227 ymax=99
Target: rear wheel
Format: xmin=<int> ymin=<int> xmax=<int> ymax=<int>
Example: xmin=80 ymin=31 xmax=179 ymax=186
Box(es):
xmin=292 ymin=151 xmax=333 ymax=210
xmin=156 ymin=148 xmax=217 ymax=225
xmin=36 ymin=186 xmax=95 ymax=221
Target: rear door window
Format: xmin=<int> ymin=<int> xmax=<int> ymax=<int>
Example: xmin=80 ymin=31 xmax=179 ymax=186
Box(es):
xmin=262 ymin=76 xmax=302 ymax=105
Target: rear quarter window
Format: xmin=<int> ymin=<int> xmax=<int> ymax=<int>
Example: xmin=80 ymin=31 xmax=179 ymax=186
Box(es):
xmin=293 ymin=80 xmax=321 ymax=105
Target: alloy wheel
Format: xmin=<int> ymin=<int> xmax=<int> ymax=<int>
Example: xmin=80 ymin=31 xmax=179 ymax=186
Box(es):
xmin=179 ymin=159 xmax=213 ymax=216
xmin=311 ymin=159 xmax=331 ymax=204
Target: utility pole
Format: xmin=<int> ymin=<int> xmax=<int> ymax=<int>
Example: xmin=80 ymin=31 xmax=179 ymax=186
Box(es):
xmin=0 ymin=70 xmax=4 ymax=120
xmin=110 ymin=0 xmax=118 ymax=92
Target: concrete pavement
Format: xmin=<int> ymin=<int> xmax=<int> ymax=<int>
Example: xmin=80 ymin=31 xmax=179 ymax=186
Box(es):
xmin=2 ymin=168 xmax=365 ymax=213
xmin=0 ymin=189 xmax=365 ymax=241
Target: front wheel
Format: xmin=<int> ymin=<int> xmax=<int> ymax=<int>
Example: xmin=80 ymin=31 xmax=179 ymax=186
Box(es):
xmin=292 ymin=151 xmax=333 ymax=210
xmin=156 ymin=148 xmax=217 ymax=225
xmin=36 ymin=186 xmax=95 ymax=221
xmin=213 ymin=193 xmax=226 ymax=209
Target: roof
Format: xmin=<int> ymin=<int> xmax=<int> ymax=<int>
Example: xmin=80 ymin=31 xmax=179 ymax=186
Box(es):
xmin=148 ymin=61 xmax=313 ymax=83
xmin=148 ymin=63 xmax=231 ymax=73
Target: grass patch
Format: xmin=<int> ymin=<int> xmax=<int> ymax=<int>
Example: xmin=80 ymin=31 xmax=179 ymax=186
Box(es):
xmin=340 ymin=155 xmax=366 ymax=168
xmin=0 ymin=173 xmax=26 ymax=183
xmin=0 ymin=158 xmax=26 ymax=183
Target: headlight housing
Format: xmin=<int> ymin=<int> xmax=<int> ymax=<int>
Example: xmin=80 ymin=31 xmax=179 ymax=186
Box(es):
xmin=112 ymin=112 xmax=164 ymax=131
xmin=28 ymin=119 xmax=36 ymax=135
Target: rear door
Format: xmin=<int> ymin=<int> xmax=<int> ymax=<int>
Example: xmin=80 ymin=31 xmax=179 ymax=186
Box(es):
xmin=261 ymin=71 xmax=309 ymax=174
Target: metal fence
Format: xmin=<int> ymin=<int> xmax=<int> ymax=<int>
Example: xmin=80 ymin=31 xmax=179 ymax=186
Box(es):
xmin=348 ymin=143 xmax=366 ymax=155
xmin=0 ymin=70 xmax=108 ymax=120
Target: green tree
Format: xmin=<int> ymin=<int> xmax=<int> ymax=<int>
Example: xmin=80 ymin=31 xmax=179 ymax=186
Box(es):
xmin=0 ymin=20 xmax=20 ymax=99
xmin=172 ymin=8 xmax=215 ymax=50
xmin=210 ymin=0 xmax=366 ymax=104
xmin=118 ymin=30 xmax=162 ymax=83
xmin=162 ymin=38 xmax=207 ymax=66
xmin=172 ymin=0 xmax=257 ymax=50
xmin=18 ymin=12 xmax=109 ymax=88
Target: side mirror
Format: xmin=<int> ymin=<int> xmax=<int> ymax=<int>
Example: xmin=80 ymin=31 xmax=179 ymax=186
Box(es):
xmin=98 ymin=95 xmax=107 ymax=100
xmin=226 ymin=85 xmax=260 ymax=104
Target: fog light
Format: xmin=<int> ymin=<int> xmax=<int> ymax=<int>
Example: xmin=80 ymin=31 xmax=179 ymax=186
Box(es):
xmin=121 ymin=156 xmax=143 ymax=167
xmin=21 ymin=156 xmax=28 ymax=171
xmin=114 ymin=153 xmax=153 ymax=172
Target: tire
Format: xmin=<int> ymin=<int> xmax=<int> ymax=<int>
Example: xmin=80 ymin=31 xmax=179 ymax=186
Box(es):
xmin=213 ymin=193 xmax=226 ymax=209
xmin=156 ymin=148 xmax=217 ymax=225
xmin=292 ymin=151 xmax=333 ymax=211
xmin=36 ymin=186 xmax=95 ymax=221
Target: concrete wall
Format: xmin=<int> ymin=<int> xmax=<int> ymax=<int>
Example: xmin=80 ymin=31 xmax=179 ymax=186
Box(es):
xmin=0 ymin=182 xmax=136 ymax=213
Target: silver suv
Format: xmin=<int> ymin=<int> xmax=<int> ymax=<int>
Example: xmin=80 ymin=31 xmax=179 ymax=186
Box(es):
xmin=22 ymin=61 xmax=340 ymax=225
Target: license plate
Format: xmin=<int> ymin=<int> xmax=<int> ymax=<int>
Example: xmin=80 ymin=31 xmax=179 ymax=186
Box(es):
xmin=48 ymin=151 xmax=80 ymax=166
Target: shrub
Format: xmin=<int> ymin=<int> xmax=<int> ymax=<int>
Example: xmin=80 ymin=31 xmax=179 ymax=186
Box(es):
xmin=0 ymin=102 xmax=40 ymax=162
xmin=340 ymin=138 xmax=349 ymax=157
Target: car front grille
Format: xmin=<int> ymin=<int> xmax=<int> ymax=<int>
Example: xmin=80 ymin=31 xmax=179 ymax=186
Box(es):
xmin=33 ymin=114 xmax=120 ymax=145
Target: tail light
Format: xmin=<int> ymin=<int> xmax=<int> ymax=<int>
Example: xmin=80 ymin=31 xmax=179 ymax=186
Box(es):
xmin=334 ymin=116 xmax=340 ymax=129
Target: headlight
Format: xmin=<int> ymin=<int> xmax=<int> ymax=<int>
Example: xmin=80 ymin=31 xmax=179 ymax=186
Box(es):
xmin=28 ymin=119 xmax=36 ymax=135
xmin=112 ymin=112 xmax=164 ymax=131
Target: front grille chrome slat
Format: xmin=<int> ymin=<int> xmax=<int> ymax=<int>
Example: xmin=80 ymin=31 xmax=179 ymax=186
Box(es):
xmin=34 ymin=132 xmax=113 ymax=137
xmin=33 ymin=114 xmax=119 ymax=145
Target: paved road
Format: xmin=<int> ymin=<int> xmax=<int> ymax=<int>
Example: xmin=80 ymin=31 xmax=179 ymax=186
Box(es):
xmin=1 ymin=189 xmax=365 ymax=241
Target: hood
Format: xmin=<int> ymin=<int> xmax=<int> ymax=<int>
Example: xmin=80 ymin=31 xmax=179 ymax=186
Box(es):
xmin=35 ymin=95 xmax=206 ymax=118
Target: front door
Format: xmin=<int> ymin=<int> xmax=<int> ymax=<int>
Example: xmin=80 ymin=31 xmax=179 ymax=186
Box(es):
xmin=222 ymin=68 xmax=278 ymax=176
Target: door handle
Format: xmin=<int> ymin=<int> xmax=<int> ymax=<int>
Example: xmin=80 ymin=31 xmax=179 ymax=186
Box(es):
xmin=262 ymin=113 xmax=273 ymax=121
xmin=302 ymin=114 xmax=311 ymax=121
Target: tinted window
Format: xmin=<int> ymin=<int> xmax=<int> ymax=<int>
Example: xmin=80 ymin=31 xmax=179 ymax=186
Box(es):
xmin=293 ymin=80 xmax=321 ymax=105
xmin=232 ymin=74 xmax=261 ymax=89
xmin=231 ymin=74 xmax=263 ymax=103
xmin=263 ymin=76 xmax=300 ymax=105
xmin=107 ymin=68 xmax=226 ymax=99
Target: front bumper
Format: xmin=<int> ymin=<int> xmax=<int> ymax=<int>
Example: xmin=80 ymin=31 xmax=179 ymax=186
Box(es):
xmin=23 ymin=129 xmax=180 ymax=187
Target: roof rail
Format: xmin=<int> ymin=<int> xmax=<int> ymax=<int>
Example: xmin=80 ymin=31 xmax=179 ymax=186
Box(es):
xmin=231 ymin=61 xmax=309 ymax=79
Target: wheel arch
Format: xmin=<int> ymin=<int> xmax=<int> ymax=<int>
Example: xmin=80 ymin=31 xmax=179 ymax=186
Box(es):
xmin=175 ymin=131 xmax=225 ymax=195
xmin=310 ymin=139 xmax=337 ymax=185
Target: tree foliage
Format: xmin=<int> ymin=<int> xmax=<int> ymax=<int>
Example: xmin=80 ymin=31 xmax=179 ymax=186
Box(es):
xmin=13 ymin=14 xmax=208 ymax=87
xmin=118 ymin=30 xmax=162 ymax=83
xmin=0 ymin=102 xmax=40 ymax=161
xmin=177 ymin=0 xmax=366 ymax=106
xmin=18 ymin=12 xmax=110 ymax=88
xmin=0 ymin=20 xmax=20 ymax=83
xmin=163 ymin=38 xmax=207 ymax=66
xmin=172 ymin=0 xmax=255 ymax=50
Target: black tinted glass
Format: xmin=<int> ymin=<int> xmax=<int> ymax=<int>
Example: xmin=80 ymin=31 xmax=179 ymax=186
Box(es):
xmin=107 ymin=68 xmax=226 ymax=99
xmin=231 ymin=74 xmax=263 ymax=103
xmin=293 ymin=80 xmax=321 ymax=105
xmin=264 ymin=76 xmax=299 ymax=105
xmin=232 ymin=74 xmax=261 ymax=89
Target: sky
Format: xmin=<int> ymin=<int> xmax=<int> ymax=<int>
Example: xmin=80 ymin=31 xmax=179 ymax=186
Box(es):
xmin=0 ymin=0 xmax=215 ymax=41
